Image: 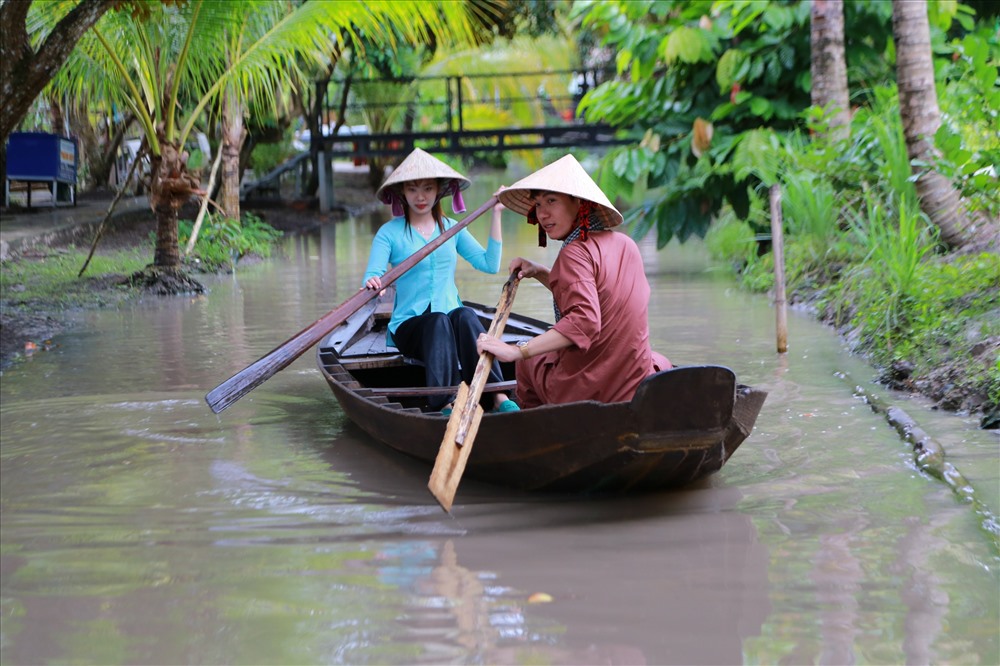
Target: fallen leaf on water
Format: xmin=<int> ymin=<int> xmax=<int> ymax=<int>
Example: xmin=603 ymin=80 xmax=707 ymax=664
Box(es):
xmin=527 ymin=592 xmax=553 ymax=604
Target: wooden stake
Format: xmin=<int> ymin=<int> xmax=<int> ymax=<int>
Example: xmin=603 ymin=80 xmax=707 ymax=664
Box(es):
xmin=78 ymin=146 xmax=145 ymax=277
xmin=769 ymin=184 xmax=788 ymax=354
xmin=185 ymin=140 xmax=226 ymax=257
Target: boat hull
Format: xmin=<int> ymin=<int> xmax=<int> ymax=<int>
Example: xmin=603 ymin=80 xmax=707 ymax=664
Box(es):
xmin=316 ymin=297 xmax=766 ymax=493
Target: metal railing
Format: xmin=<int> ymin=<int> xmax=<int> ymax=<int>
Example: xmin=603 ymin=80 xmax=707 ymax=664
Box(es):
xmin=313 ymin=68 xmax=624 ymax=158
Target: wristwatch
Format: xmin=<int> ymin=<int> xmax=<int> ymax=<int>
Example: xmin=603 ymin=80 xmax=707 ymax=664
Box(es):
xmin=516 ymin=340 xmax=530 ymax=360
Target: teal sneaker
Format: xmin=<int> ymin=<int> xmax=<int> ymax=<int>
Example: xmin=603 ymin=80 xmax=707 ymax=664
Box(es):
xmin=493 ymin=400 xmax=520 ymax=414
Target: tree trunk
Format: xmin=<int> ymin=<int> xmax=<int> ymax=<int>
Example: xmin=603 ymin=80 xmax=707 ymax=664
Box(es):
xmin=47 ymin=92 xmax=66 ymax=136
xmin=892 ymin=0 xmax=999 ymax=251
xmin=810 ymin=0 xmax=850 ymax=140
xmin=89 ymin=113 xmax=134 ymax=189
xmin=67 ymin=99 xmax=104 ymax=188
xmin=221 ymin=85 xmax=244 ymax=219
xmin=0 ymin=0 xmax=117 ymax=143
xmin=148 ymin=137 xmax=200 ymax=269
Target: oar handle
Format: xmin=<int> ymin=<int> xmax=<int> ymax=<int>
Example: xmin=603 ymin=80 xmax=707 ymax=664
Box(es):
xmin=204 ymin=196 xmax=498 ymax=414
xmin=455 ymin=274 xmax=520 ymax=445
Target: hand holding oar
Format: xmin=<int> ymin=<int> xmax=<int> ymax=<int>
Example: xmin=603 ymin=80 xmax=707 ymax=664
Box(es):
xmin=429 ymin=273 xmax=520 ymax=512
xmin=205 ymin=196 xmax=498 ymax=414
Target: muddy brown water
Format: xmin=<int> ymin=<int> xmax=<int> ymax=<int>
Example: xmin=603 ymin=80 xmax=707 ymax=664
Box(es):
xmin=1 ymin=172 xmax=998 ymax=665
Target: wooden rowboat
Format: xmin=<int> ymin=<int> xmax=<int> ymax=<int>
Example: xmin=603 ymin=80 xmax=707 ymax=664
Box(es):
xmin=316 ymin=291 xmax=767 ymax=494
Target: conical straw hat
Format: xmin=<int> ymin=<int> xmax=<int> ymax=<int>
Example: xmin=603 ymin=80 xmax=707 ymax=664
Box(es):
xmin=497 ymin=154 xmax=623 ymax=228
xmin=375 ymin=148 xmax=470 ymax=206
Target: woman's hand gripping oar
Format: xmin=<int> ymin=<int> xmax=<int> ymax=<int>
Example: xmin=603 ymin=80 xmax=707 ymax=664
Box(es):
xmin=428 ymin=273 xmax=520 ymax=512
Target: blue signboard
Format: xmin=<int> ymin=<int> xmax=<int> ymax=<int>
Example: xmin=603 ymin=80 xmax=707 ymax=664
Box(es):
xmin=7 ymin=132 xmax=78 ymax=184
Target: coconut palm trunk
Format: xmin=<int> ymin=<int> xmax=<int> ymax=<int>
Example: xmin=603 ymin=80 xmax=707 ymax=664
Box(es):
xmin=221 ymin=85 xmax=244 ymax=220
xmin=810 ymin=0 xmax=850 ymax=140
xmin=891 ymin=0 xmax=998 ymax=251
xmin=148 ymin=134 xmax=201 ymax=278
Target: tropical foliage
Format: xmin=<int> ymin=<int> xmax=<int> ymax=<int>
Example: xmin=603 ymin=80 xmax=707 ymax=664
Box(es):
xmin=43 ymin=0 xmax=483 ymax=285
xmin=582 ymin=0 xmax=1000 ymax=420
xmin=325 ymin=27 xmax=578 ymax=182
xmin=570 ymin=0 xmax=996 ymax=249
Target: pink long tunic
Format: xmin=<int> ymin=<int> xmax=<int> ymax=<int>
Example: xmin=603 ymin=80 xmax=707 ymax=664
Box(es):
xmin=517 ymin=230 xmax=670 ymax=408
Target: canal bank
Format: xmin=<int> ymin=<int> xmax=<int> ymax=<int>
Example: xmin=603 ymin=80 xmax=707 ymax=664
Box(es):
xmin=0 ymin=165 xmax=379 ymax=368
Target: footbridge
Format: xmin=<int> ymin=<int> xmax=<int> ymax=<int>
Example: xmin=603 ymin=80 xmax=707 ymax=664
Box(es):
xmin=243 ymin=69 xmax=627 ymax=209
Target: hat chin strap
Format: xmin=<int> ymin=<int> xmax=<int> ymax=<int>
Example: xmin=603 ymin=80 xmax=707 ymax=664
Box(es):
xmin=430 ymin=180 xmax=466 ymax=214
xmin=447 ymin=180 xmax=466 ymax=214
xmin=388 ymin=191 xmax=405 ymax=217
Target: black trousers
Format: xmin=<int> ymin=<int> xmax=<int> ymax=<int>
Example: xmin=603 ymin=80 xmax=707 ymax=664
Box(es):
xmin=393 ymin=306 xmax=505 ymax=410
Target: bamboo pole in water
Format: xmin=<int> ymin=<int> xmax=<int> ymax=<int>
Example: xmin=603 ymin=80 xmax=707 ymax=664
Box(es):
xmin=769 ymin=184 xmax=788 ymax=353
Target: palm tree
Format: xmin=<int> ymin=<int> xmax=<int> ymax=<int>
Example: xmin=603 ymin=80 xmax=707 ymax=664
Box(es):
xmin=49 ymin=0 xmax=482 ymax=290
xmin=213 ymin=2 xmax=485 ymax=223
xmin=891 ymin=0 xmax=998 ymax=251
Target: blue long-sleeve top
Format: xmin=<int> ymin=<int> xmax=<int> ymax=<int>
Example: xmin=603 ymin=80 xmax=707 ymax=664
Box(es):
xmin=362 ymin=216 xmax=502 ymax=345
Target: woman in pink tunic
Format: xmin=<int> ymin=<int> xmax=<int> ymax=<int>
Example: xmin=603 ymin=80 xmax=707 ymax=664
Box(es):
xmin=477 ymin=154 xmax=670 ymax=408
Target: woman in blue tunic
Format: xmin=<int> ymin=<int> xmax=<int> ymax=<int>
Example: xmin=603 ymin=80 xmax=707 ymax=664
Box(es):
xmin=362 ymin=149 xmax=519 ymax=414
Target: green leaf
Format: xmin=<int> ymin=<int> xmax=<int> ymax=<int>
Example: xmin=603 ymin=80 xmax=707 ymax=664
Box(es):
xmin=617 ymin=47 xmax=633 ymax=75
xmin=749 ymin=96 xmax=773 ymax=119
xmin=733 ymin=129 xmax=779 ymax=184
xmin=613 ymin=150 xmax=630 ymax=177
xmin=661 ymin=26 xmax=711 ymax=64
xmin=935 ymin=125 xmax=961 ymax=155
xmin=625 ymin=203 xmax=657 ymax=241
xmin=716 ymin=49 xmax=747 ymax=92
xmin=626 ymin=149 xmax=643 ymax=183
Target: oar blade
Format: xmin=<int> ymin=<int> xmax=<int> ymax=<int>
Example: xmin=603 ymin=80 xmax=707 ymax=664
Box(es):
xmin=429 ymin=382 xmax=484 ymax=512
xmin=427 ymin=273 xmax=520 ymax=512
xmin=204 ymin=345 xmax=299 ymax=413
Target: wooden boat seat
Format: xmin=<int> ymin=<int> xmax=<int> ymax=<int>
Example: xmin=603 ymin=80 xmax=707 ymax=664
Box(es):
xmin=355 ymin=379 xmax=516 ymax=399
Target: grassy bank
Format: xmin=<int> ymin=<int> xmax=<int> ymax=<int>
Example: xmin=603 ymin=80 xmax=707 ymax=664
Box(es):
xmin=0 ymin=209 xmax=288 ymax=368
xmin=706 ymin=200 xmax=1000 ymax=429
xmin=1 ymin=247 xmax=149 ymax=308
xmin=0 ymin=245 xmax=150 ymax=366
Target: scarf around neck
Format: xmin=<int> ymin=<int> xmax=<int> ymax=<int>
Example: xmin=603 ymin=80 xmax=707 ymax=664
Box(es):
xmin=552 ymin=201 xmax=607 ymax=322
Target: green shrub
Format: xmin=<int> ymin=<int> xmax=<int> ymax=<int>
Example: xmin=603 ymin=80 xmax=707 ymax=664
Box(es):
xmin=249 ymin=132 xmax=297 ymax=176
xmin=782 ymin=171 xmax=839 ymax=244
xmin=705 ymin=205 xmax=758 ymax=272
xmin=178 ymin=211 xmax=283 ymax=272
xmin=836 ymin=193 xmax=937 ymax=350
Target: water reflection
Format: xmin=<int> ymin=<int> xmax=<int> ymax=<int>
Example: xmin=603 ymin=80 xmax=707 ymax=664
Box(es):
xmin=1 ymin=171 xmax=997 ymax=664
xmin=354 ymin=482 xmax=770 ymax=665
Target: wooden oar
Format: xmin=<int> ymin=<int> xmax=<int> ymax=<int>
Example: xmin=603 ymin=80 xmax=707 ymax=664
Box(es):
xmin=429 ymin=273 xmax=520 ymax=512
xmin=205 ymin=196 xmax=498 ymax=414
